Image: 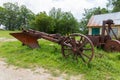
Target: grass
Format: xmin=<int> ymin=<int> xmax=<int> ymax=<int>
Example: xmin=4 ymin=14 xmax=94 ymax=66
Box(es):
xmin=0 ymin=30 xmax=19 ymax=38
xmin=0 ymin=31 xmax=120 ymax=80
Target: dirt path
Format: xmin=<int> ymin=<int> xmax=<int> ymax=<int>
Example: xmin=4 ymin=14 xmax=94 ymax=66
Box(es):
xmin=0 ymin=58 xmax=56 ymax=80
xmin=0 ymin=37 xmax=17 ymax=42
xmin=0 ymin=58 xmax=83 ymax=80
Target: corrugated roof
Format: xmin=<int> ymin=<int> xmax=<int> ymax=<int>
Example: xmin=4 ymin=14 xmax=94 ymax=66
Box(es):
xmin=87 ymin=12 xmax=120 ymax=27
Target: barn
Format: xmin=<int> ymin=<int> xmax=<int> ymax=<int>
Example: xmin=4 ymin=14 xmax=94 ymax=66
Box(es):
xmin=87 ymin=12 xmax=120 ymax=38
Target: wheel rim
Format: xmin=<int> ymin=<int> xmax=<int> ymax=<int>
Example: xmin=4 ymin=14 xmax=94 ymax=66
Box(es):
xmin=61 ymin=33 xmax=94 ymax=64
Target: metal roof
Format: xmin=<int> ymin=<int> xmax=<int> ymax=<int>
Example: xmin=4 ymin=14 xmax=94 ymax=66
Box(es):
xmin=87 ymin=12 xmax=120 ymax=27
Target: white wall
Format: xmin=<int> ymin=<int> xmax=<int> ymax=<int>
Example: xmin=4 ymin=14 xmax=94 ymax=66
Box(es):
xmin=88 ymin=28 xmax=92 ymax=35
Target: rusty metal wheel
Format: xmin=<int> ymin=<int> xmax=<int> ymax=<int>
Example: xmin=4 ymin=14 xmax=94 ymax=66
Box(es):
xmin=104 ymin=40 xmax=120 ymax=52
xmin=61 ymin=33 xmax=94 ymax=64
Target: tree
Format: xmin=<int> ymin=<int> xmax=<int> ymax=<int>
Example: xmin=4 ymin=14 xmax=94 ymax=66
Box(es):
xmin=0 ymin=2 xmax=35 ymax=30
xmin=49 ymin=7 xmax=79 ymax=35
xmin=0 ymin=7 xmax=5 ymax=25
xmin=30 ymin=12 xmax=55 ymax=33
xmin=3 ymin=2 xmax=20 ymax=30
xmin=49 ymin=7 xmax=62 ymax=20
xmin=19 ymin=5 xmax=35 ymax=29
xmin=107 ymin=0 xmax=120 ymax=12
xmin=57 ymin=12 xmax=79 ymax=34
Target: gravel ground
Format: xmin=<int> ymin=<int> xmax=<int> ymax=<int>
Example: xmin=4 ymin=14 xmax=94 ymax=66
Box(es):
xmin=0 ymin=58 xmax=83 ymax=80
xmin=0 ymin=58 xmax=60 ymax=80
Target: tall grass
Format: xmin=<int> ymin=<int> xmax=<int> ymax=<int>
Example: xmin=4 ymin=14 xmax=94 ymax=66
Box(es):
xmin=0 ymin=40 xmax=120 ymax=80
xmin=0 ymin=31 xmax=120 ymax=80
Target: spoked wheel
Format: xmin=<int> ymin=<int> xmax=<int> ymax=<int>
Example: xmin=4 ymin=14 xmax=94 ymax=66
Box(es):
xmin=61 ymin=33 xmax=94 ymax=64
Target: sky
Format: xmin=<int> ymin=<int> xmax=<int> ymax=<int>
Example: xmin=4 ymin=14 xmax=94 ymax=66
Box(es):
xmin=0 ymin=0 xmax=108 ymax=20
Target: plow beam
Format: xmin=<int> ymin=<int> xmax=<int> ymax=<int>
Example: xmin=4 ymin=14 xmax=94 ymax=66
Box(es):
xmin=10 ymin=32 xmax=40 ymax=49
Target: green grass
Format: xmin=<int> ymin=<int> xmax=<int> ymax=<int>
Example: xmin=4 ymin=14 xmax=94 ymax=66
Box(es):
xmin=0 ymin=30 xmax=19 ymax=38
xmin=0 ymin=31 xmax=120 ymax=80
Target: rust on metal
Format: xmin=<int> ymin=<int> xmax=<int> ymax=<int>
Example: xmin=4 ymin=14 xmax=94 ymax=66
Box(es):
xmin=10 ymin=29 xmax=94 ymax=64
xmin=10 ymin=32 xmax=39 ymax=48
xmin=87 ymin=19 xmax=120 ymax=52
xmin=104 ymin=40 xmax=120 ymax=52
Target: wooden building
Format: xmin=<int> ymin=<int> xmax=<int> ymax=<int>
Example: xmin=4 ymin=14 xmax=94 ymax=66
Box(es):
xmin=87 ymin=12 xmax=120 ymax=38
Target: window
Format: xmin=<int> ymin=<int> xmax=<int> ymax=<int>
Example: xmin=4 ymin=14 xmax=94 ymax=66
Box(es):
xmin=92 ymin=28 xmax=100 ymax=35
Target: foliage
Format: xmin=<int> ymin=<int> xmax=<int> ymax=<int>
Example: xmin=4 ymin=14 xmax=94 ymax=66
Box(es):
xmin=49 ymin=7 xmax=79 ymax=35
xmin=0 ymin=6 xmax=5 ymax=25
xmin=1 ymin=2 xmax=79 ymax=34
xmin=107 ymin=0 xmax=120 ymax=12
xmin=30 ymin=7 xmax=79 ymax=34
xmin=18 ymin=5 xmax=35 ymax=29
xmin=0 ymin=2 xmax=35 ymax=30
xmin=30 ymin=12 xmax=55 ymax=33
xmin=3 ymin=2 xmax=20 ymax=30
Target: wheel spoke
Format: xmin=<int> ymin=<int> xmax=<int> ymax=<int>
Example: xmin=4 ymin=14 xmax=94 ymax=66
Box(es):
xmin=61 ymin=45 xmax=73 ymax=57
xmin=79 ymin=54 xmax=86 ymax=62
xmin=78 ymin=40 xmax=87 ymax=49
xmin=82 ymin=53 xmax=90 ymax=59
xmin=65 ymin=52 xmax=72 ymax=56
xmin=80 ymin=36 xmax=83 ymax=42
xmin=62 ymin=33 xmax=94 ymax=64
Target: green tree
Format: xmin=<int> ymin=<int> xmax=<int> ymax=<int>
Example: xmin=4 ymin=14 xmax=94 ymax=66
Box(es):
xmin=49 ymin=7 xmax=79 ymax=35
xmin=30 ymin=12 xmax=55 ymax=33
xmin=0 ymin=6 xmax=5 ymax=25
xmin=107 ymin=0 xmax=120 ymax=12
xmin=0 ymin=2 xmax=34 ymax=30
xmin=3 ymin=2 xmax=20 ymax=30
xmin=19 ymin=5 xmax=35 ymax=29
